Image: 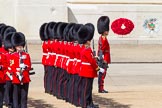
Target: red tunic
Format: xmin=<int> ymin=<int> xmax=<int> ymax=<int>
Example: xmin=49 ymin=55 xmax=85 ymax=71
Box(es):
xmin=75 ymin=44 xmax=85 ymax=74
xmin=11 ymin=52 xmax=31 ymax=84
xmin=0 ymin=46 xmax=8 ymax=54
xmin=60 ymin=41 xmax=68 ymax=69
xmin=46 ymin=40 xmax=51 ymax=66
xmin=79 ymin=47 xmax=98 ymax=78
xmin=64 ymin=42 xmax=70 ymax=72
xmin=71 ymin=42 xmax=78 ymax=74
xmin=0 ymin=52 xmax=7 ymax=83
xmin=66 ymin=42 xmax=75 ymax=74
xmin=42 ymin=41 xmax=49 ymax=65
xmin=50 ymin=40 xmax=57 ymax=66
xmin=5 ymin=52 xmax=14 ymax=81
xmin=47 ymin=40 xmax=55 ymax=66
xmin=71 ymin=43 xmax=83 ymax=74
xmin=55 ymin=41 xmax=63 ymax=68
xmin=98 ymin=36 xmax=111 ymax=63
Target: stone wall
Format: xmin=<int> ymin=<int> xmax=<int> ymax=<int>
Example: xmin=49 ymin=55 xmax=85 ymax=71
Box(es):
xmin=67 ymin=0 xmax=162 ymax=44
xmin=1 ymin=0 xmax=162 ymax=44
xmin=0 ymin=0 xmax=67 ymax=43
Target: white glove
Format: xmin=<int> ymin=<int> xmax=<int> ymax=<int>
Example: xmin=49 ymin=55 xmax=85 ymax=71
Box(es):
xmin=20 ymin=63 xmax=26 ymax=69
xmin=9 ymin=75 xmax=13 ymax=80
xmin=99 ymin=68 xmax=105 ymax=73
xmin=18 ymin=75 xmax=23 ymax=81
xmin=16 ymin=72 xmax=23 ymax=81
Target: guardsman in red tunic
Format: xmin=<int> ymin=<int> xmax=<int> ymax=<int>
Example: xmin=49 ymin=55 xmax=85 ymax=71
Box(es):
xmin=53 ymin=22 xmax=64 ymax=98
xmin=44 ymin=22 xmax=56 ymax=94
xmin=0 ymin=35 xmax=7 ymax=108
xmin=3 ymin=32 xmax=16 ymax=108
xmin=39 ymin=23 xmax=50 ymax=91
xmin=97 ymin=16 xmax=111 ymax=93
xmin=59 ymin=23 xmax=75 ymax=101
xmin=67 ymin=24 xmax=82 ymax=105
xmin=55 ymin=23 xmax=68 ymax=99
xmin=78 ymin=24 xmax=101 ymax=108
xmin=0 ymin=24 xmax=8 ymax=54
xmin=11 ymin=32 xmax=31 ymax=108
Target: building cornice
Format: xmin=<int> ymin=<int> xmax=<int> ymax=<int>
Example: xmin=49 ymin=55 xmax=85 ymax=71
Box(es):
xmin=67 ymin=0 xmax=162 ymax=4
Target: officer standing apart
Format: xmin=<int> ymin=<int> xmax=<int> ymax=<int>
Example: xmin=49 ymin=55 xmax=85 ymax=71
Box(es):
xmin=97 ymin=16 xmax=111 ymax=93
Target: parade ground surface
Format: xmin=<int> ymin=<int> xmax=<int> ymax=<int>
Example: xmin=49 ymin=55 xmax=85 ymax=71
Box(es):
xmin=5 ymin=44 xmax=162 ymax=108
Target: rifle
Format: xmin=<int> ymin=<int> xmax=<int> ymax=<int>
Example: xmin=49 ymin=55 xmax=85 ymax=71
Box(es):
xmin=92 ymin=39 xmax=96 ymax=56
xmin=17 ymin=51 xmax=24 ymax=83
xmin=97 ymin=37 xmax=108 ymax=69
xmin=25 ymin=40 xmax=28 ymax=52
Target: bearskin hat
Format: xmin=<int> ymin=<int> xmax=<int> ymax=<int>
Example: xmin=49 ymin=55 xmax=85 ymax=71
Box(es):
xmin=11 ymin=32 xmax=26 ymax=47
xmin=0 ymin=35 xmax=2 ymax=47
xmin=69 ymin=24 xmax=83 ymax=42
xmin=0 ymin=24 xmax=6 ymax=41
xmin=52 ymin=22 xmax=62 ymax=39
xmin=56 ymin=22 xmax=68 ymax=41
xmin=97 ymin=16 xmax=110 ymax=34
xmin=3 ymin=26 xmax=16 ymax=39
xmin=77 ymin=25 xmax=89 ymax=44
xmin=0 ymin=25 xmax=8 ymax=38
xmin=46 ymin=22 xmax=56 ymax=40
xmin=39 ymin=23 xmax=48 ymax=41
xmin=4 ymin=32 xmax=14 ymax=50
xmin=85 ymin=23 xmax=95 ymax=41
xmin=0 ymin=23 xmax=6 ymax=29
xmin=63 ymin=23 xmax=75 ymax=42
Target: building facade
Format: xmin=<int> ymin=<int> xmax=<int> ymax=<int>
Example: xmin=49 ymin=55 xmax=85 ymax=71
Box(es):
xmin=1 ymin=0 xmax=162 ymax=44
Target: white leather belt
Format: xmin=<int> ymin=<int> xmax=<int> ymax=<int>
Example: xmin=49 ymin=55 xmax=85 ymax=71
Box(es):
xmin=43 ymin=53 xmax=48 ymax=56
xmin=82 ymin=62 xmax=91 ymax=65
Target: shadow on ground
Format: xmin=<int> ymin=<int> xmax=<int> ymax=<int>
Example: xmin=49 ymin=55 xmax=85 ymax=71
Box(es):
xmin=28 ymin=97 xmax=56 ymax=108
xmin=93 ymin=94 xmax=131 ymax=108
xmin=27 ymin=95 xmax=130 ymax=108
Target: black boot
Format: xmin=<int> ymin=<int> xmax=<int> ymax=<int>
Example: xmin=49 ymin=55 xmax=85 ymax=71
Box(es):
xmin=98 ymin=89 xmax=108 ymax=93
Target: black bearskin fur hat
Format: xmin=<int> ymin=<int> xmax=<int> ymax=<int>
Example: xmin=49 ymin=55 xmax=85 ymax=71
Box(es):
xmin=77 ymin=25 xmax=89 ymax=44
xmin=97 ymin=16 xmax=110 ymax=34
xmin=69 ymin=24 xmax=83 ymax=42
xmin=0 ymin=25 xmax=8 ymax=39
xmin=56 ymin=22 xmax=68 ymax=41
xmin=11 ymin=32 xmax=26 ymax=47
xmin=63 ymin=23 xmax=75 ymax=42
xmin=85 ymin=23 xmax=95 ymax=42
xmin=52 ymin=22 xmax=62 ymax=39
xmin=46 ymin=22 xmax=56 ymax=40
xmin=4 ymin=32 xmax=14 ymax=50
xmin=39 ymin=23 xmax=48 ymax=41
xmin=3 ymin=26 xmax=16 ymax=39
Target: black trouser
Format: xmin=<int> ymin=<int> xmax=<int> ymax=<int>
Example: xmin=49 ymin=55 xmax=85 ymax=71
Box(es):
xmin=46 ymin=66 xmax=54 ymax=94
xmin=52 ymin=67 xmax=59 ymax=96
xmin=57 ymin=68 xmax=65 ymax=99
xmin=13 ymin=83 xmax=29 ymax=108
xmin=0 ymin=84 xmax=5 ymax=108
xmin=58 ymin=69 xmax=66 ymax=99
xmin=73 ymin=74 xmax=80 ymax=106
xmin=62 ymin=72 xmax=69 ymax=100
xmin=55 ymin=68 xmax=62 ymax=98
xmin=44 ymin=65 xmax=48 ymax=90
xmin=80 ymin=77 xmax=94 ymax=108
xmin=50 ymin=67 xmax=56 ymax=94
xmin=4 ymin=81 xmax=13 ymax=106
xmin=77 ymin=76 xmax=83 ymax=107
